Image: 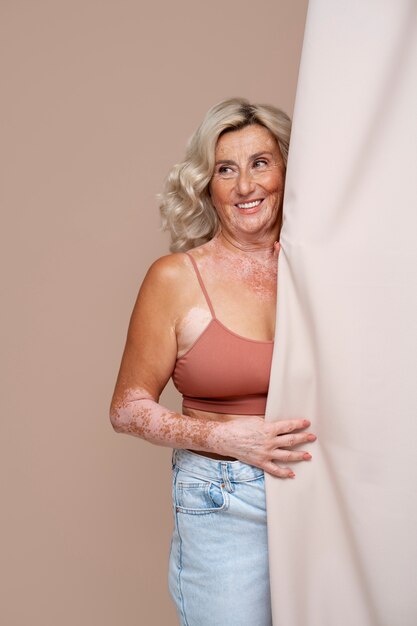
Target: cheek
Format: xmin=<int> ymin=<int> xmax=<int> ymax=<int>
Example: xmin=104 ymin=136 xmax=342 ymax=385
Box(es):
xmin=209 ymin=181 xmax=230 ymax=208
xmin=266 ymin=172 xmax=285 ymax=195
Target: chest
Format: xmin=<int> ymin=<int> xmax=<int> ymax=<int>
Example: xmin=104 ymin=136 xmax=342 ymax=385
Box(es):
xmin=176 ymin=281 xmax=276 ymax=359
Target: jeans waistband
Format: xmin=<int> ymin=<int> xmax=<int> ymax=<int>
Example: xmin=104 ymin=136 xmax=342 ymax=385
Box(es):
xmin=172 ymin=448 xmax=264 ymax=484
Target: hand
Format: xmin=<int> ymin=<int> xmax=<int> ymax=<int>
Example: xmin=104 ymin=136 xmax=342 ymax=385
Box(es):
xmin=217 ymin=416 xmax=316 ymax=478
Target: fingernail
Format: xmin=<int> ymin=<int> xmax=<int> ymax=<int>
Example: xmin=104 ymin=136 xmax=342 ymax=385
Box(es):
xmin=303 ymin=453 xmax=312 ymax=460
xmin=307 ymin=434 xmax=316 ymax=441
xmin=303 ymin=419 xmax=310 ymax=426
xmin=288 ymin=472 xmax=296 ymax=478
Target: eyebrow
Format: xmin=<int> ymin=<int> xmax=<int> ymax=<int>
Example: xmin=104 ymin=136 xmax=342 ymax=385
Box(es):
xmin=214 ymin=151 xmax=274 ymax=166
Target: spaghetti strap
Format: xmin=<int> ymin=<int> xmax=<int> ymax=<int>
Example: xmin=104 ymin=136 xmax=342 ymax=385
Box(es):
xmin=185 ymin=252 xmax=216 ymax=318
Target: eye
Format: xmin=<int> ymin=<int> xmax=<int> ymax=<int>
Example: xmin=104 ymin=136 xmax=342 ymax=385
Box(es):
xmin=216 ymin=165 xmax=236 ymax=178
xmin=253 ymin=159 xmax=268 ymax=168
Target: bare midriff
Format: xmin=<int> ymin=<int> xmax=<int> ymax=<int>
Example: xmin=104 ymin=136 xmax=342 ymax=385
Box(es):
xmin=183 ymin=406 xmax=264 ymax=461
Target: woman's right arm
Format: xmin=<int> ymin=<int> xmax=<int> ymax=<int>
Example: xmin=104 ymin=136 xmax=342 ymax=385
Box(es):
xmin=109 ymin=255 xmax=315 ymax=478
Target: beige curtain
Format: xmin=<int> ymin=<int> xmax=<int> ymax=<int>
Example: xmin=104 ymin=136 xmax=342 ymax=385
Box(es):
xmin=265 ymin=1 xmax=417 ymax=624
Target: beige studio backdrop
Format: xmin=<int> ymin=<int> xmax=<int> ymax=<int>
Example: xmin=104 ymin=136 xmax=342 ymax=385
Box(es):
xmin=1 ymin=1 xmax=308 ymax=624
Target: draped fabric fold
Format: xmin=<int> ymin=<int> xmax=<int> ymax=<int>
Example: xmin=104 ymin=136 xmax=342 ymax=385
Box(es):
xmin=265 ymin=1 xmax=417 ymax=624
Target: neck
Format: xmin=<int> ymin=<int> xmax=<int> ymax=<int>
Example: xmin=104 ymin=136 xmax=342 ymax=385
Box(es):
xmin=216 ymin=231 xmax=278 ymax=257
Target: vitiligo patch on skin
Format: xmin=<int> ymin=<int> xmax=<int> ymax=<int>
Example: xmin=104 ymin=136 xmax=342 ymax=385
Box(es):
xmin=110 ymin=386 xmax=230 ymax=452
xmin=176 ymin=307 xmax=213 ymax=358
xmin=203 ymin=235 xmax=278 ymax=300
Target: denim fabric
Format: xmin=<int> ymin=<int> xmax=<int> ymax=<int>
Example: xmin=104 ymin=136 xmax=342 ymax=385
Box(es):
xmin=168 ymin=448 xmax=272 ymax=626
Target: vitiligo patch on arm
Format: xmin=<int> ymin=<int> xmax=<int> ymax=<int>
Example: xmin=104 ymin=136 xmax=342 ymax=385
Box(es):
xmin=110 ymin=386 xmax=231 ymax=453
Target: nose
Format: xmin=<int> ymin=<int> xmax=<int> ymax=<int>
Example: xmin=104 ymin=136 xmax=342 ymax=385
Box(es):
xmin=235 ymin=169 xmax=256 ymax=196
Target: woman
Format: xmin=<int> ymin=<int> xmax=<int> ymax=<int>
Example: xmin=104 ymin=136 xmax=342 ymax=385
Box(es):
xmin=110 ymin=98 xmax=316 ymax=625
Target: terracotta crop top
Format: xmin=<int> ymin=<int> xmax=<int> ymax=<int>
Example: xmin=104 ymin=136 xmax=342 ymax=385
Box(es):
xmin=172 ymin=253 xmax=275 ymax=415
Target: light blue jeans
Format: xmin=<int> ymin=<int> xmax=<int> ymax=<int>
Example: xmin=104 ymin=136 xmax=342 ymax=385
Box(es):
xmin=168 ymin=448 xmax=272 ymax=626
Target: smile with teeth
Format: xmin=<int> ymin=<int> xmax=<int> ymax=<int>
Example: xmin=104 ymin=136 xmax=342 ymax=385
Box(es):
xmin=236 ymin=199 xmax=263 ymax=209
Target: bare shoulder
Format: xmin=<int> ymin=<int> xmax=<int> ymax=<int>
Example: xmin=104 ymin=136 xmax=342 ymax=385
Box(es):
xmin=137 ymin=252 xmax=197 ymax=309
xmin=130 ymin=247 xmax=213 ymax=337
xmin=145 ymin=252 xmax=193 ymax=287
xmin=140 ymin=242 xmax=217 ymax=303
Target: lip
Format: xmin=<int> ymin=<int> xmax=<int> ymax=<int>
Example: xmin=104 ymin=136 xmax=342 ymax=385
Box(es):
xmin=235 ymin=198 xmax=265 ymax=214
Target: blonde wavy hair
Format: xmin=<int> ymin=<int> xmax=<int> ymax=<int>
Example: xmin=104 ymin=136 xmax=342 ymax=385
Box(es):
xmin=159 ymin=97 xmax=291 ymax=252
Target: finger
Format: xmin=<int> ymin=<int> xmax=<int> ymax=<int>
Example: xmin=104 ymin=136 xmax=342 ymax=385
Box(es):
xmin=264 ymin=461 xmax=295 ymax=479
xmin=272 ymin=448 xmax=312 ymax=463
xmin=273 ymin=419 xmax=310 ymax=435
xmin=274 ymin=432 xmax=316 ymax=449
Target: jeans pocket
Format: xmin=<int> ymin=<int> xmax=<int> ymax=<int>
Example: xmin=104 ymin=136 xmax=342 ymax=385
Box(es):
xmin=174 ymin=468 xmax=229 ymax=515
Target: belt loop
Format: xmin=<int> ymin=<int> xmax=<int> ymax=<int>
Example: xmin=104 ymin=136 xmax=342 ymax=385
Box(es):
xmin=221 ymin=462 xmax=234 ymax=493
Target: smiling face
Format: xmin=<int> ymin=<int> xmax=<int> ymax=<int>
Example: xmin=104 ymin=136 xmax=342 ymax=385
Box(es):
xmin=209 ymin=124 xmax=285 ymax=247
